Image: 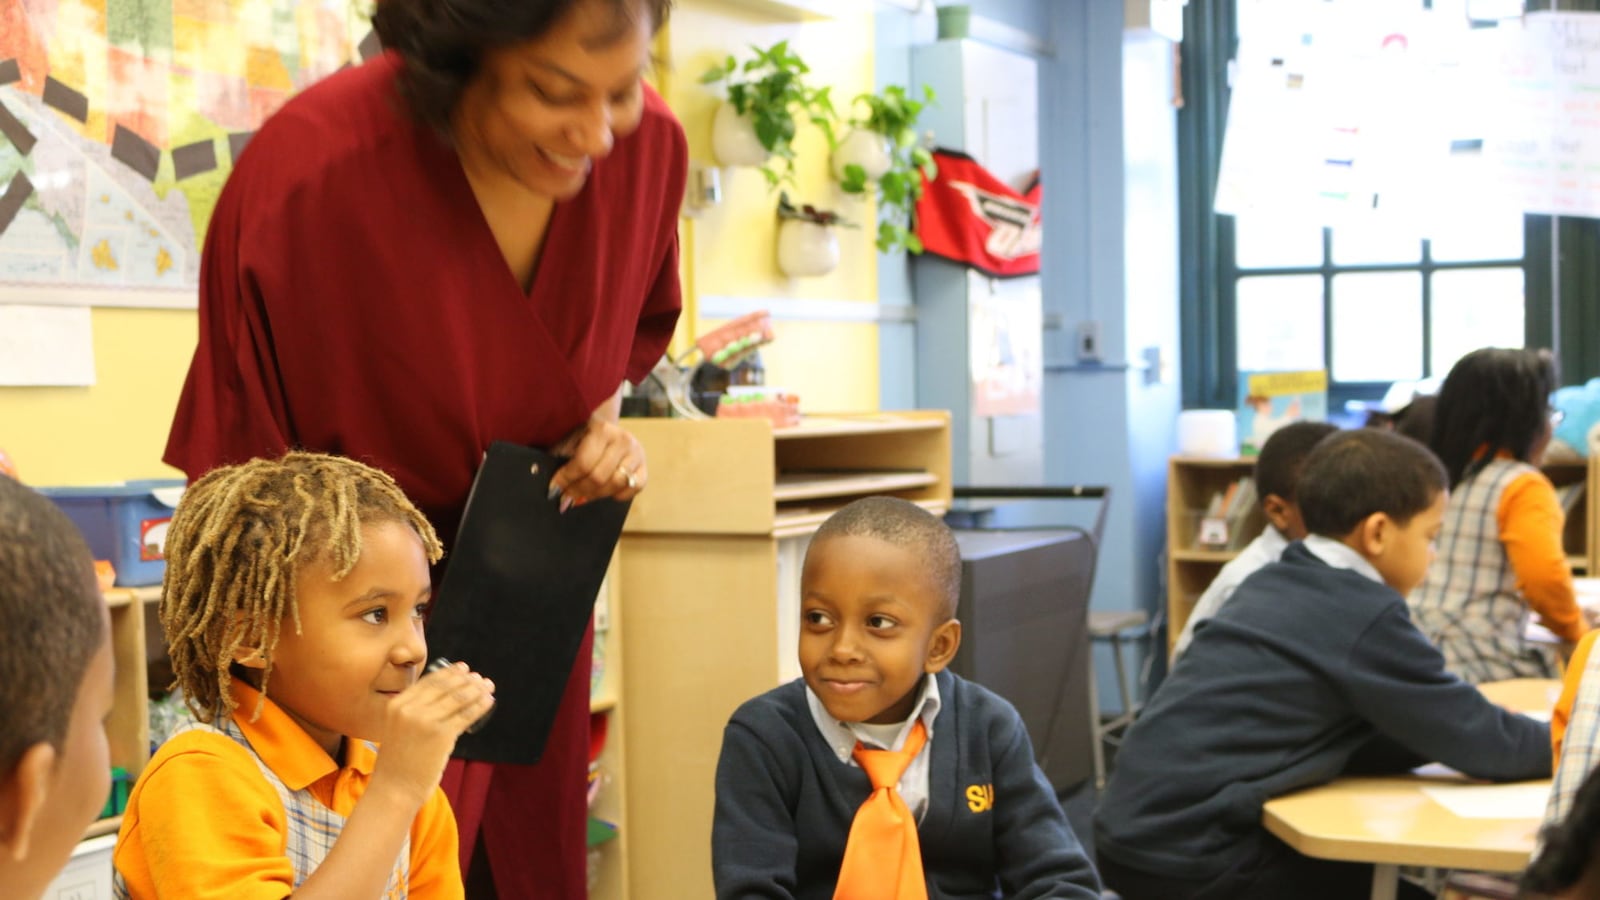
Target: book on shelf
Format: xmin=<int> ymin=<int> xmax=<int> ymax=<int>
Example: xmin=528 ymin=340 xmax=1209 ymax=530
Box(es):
xmin=1196 ymin=475 xmax=1257 ymax=550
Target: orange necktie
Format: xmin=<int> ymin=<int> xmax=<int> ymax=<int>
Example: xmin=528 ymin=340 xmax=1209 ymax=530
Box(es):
xmin=833 ymin=719 xmax=929 ymax=900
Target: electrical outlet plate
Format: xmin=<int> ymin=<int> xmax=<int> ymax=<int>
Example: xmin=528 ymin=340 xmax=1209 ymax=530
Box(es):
xmin=1076 ymin=320 xmax=1102 ymax=363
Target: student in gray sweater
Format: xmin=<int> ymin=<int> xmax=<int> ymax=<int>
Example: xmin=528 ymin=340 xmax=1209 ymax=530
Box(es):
xmin=712 ymin=497 xmax=1101 ymax=899
xmin=1095 ymin=428 xmax=1552 ymax=900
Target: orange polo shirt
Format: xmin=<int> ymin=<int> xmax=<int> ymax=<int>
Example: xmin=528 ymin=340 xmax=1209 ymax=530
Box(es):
xmin=114 ymin=681 xmax=462 ymax=899
xmin=1498 ymin=463 xmax=1585 ymax=643
xmin=1553 ymin=630 xmax=1600 ymax=764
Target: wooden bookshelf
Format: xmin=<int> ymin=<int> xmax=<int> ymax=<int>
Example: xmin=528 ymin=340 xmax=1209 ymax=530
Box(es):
xmin=84 ymin=585 xmax=159 ymax=840
xmin=616 ymin=411 xmax=951 ymax=900
xmin=1165 ymin=456 xmax=1264 ymax=660
xmin=589 ymin=559 xmax=629 ymax=900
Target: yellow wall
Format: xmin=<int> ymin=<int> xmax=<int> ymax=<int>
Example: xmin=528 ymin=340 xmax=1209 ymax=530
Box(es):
xmin=0 ymin=1 xmax=885 ymax=485
xmin=0 ymin=307 xmax=193 ymax=486
xmin=668 ymin=0 xmax=882 ymax=412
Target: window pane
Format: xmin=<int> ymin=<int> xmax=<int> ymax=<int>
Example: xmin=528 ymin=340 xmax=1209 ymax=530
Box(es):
xmin=1331 ymin=272 xmax=1423 ymax=381
xmin=1428 ymin=214 xmax=1525 ymax=262
xmin=1234 ymin=216 xmax=1324 ymax=270
xmin=1237 ymin=275 xmax=1325 ymax=372
xmin=1430 ymin=268 xmax=1525 ymax=376
xmin=1331 ymin=226 xmax=1422 ymax=266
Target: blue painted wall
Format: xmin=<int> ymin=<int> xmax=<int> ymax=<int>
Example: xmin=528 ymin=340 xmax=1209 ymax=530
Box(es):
xmin=877 ymin=1 xmax=1183 ymax=710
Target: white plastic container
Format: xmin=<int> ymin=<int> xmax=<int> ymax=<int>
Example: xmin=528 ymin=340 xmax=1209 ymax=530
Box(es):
xmin=1177 ymin=409 xmax=1240 ymax=458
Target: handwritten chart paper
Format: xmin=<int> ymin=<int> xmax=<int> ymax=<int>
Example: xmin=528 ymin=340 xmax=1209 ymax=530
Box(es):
xmin=1485 ymin=12 xmax=1600 ymax=219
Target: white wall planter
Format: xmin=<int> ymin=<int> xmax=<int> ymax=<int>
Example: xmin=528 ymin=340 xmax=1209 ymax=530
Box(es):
xmin=831 ymin=128 xmax=892 ymax=183
xmin=711 ymin=102 xmax=771 ymax=168
xmin=777 ymin=220 xmax=840 ymax=278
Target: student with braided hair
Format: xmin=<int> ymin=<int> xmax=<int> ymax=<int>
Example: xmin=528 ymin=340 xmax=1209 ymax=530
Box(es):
xmin=112 ymin=452 xmax=495 ymax=899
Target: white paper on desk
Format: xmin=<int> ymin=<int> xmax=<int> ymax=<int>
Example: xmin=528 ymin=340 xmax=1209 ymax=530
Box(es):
xmin=1421 ymin=782 xmax=1550 ymax=819
xmin=1576 ymin=577 xmax=1600 ymax=606
xmin=0 ymin=305 xmax=94 ymax=386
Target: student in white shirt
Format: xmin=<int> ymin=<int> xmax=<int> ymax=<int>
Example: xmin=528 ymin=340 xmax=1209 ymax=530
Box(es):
xmin=1173 ymin=421 xmax=1338 ymax=659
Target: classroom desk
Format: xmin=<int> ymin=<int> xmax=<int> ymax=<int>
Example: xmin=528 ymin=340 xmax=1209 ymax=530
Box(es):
xmin=1261 ymin=679 xmax=1557 ymax=900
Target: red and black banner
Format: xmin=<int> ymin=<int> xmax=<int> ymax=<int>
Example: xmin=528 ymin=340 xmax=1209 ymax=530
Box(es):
xmin=915 ymin=148 xmax=1041 ymax=278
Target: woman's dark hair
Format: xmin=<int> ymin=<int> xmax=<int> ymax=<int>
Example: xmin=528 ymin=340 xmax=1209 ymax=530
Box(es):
xmin=1522 ymin=763 xmax=1600 ymax=897
xmin=373 ymin=0 xmax=673 ymax=135
xmin=1429 ymin=347 xmax=1558 ymax=488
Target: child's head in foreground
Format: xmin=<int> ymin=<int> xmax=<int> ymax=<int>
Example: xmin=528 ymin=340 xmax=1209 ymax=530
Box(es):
xmin=161 ymin=452 xmax=443 ymax=757
xmin=800 ymin=496 xmax=963 ymax=726
xmin=1254 ymin=421 xmax=1340 ymax=542
xmin=0 ymin=475 xmax=114 ymax=900
xmin=1295 ymin=428 xmax=1448 ymax=595
xmin=1521 ymin=762 xmax=1600 ymax=899
xmin=1431 ymin=347 xmax=1558 ymax=488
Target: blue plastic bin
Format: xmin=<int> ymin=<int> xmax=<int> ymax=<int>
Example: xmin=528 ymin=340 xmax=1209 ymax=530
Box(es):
xmin=38 ymin=479 xmax=186 ymax=586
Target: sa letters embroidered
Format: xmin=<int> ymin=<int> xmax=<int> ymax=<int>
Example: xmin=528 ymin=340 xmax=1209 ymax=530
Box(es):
xmin=965 ymin=783 xmax=995 ymax=813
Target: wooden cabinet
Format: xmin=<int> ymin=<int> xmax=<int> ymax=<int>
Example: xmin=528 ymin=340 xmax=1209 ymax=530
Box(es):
xmin=1165 ymin=456 xmax=1263 ymax=660
xmin=1545 ymin=460 xmax=1593 ymax=575
xmin=616 ymin=412 xmax=951 ymax=900
xmin=589 ymin=560 xmax=629 ymax=900
xmin=84 ymin=586 xmax=158 ymax=840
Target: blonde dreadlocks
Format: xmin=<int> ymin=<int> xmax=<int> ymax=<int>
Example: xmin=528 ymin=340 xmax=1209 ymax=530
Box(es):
xmin=160 ymin=451 xmax=442 ymax=723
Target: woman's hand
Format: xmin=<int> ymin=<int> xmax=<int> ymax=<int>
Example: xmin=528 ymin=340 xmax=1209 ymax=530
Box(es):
xmin=549 ymin=390 xmax=647 ymax=508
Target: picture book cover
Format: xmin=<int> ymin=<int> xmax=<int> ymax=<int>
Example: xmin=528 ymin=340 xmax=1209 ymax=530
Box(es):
xmin=1237 ymin=370 xmax=1328 ymax=456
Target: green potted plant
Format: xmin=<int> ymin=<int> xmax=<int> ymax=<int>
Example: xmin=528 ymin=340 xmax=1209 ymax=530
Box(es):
xmin=832 ymin=84 xmax=938 ymax=254
xmin=701 ymin=41 xmax=836 ymax=188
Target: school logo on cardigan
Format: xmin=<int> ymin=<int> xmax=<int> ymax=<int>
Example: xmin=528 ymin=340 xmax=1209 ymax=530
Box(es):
xmin=965 ymin=783 xmax=995 ymax=813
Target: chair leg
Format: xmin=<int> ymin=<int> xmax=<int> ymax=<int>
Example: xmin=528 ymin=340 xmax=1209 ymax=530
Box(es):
xmin=1110 ymin=633 xmax=1133 ymax=718
xmin=1086 ymin=646 xmax=1107 ymax=791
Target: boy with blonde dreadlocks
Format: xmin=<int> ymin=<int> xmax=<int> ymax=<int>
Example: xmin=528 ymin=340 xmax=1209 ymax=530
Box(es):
xmin=112 ymin=452 xmax=495 ymax=899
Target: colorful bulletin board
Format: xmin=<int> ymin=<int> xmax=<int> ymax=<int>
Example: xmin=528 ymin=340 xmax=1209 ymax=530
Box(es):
xmin=0 ymin=0 xmax=373 ymax=305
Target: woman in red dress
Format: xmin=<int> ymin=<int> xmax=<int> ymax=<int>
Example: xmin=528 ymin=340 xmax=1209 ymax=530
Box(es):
xmin=164 ymin=1 xmax=685 ymax=895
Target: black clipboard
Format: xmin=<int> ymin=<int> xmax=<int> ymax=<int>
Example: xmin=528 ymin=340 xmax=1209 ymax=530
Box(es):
xmin=425 ymin=441 xmax=630 ymax=765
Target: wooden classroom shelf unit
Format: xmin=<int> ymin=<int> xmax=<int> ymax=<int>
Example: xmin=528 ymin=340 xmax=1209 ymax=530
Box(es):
xmin=86 ymin=585 xmax=160 ymax=840
xmin=616 ymin=411 xmax=951 ymax=900
xmin=1165 ymin=456 xmax=1264 ymax=660
xmin=589 ymin=557 xmax=629 ymax=900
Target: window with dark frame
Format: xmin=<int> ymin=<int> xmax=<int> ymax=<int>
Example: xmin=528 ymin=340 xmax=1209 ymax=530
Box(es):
xmin=1179 ymin=0 xmax=1596 ymax=413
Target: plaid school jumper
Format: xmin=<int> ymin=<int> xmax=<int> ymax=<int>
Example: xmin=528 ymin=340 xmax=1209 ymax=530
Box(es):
xmin=1409 ymin=457 xmax=1561 ymax=682
xmin=113 ymin=719 xmax=411 ymax=898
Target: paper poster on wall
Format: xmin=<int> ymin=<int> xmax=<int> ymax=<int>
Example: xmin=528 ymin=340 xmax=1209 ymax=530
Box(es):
xmin=1482 ymin=12 xmax=1600 ymax=220
xmin=1214 ymin=4 xmax=1472 ymax=232
xmin=0 ymin=1 xmax=372 ymax=306
xmin=1236 ymin=370 xmax=1328 ymax=456
xmin=0 ymin=304 xmax=94 ymax=385
xmin=968 ymin=277 xmax=1041 ymax=418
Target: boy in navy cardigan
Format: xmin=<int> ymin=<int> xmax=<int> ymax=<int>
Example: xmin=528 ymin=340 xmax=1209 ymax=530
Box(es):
xmin=712 ymin=497 xmax=1101 ymax=899
xmin=1095 ymin=428 xmax=1552 ymax=900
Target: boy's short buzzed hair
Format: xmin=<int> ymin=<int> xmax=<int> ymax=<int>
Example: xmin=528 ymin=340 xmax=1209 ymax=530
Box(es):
xmin=1297 ymin=429 xmax=1447 ymax=538
xmin=810 ymin=496 xmax=962 ymax=619
xmin=1254 ymin=421 xmax=1339 ymax=501
xmin=0 ymin=476 xmax=104 ymax=774
xmin=161 ymin=452 xmax=443 ymax=723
